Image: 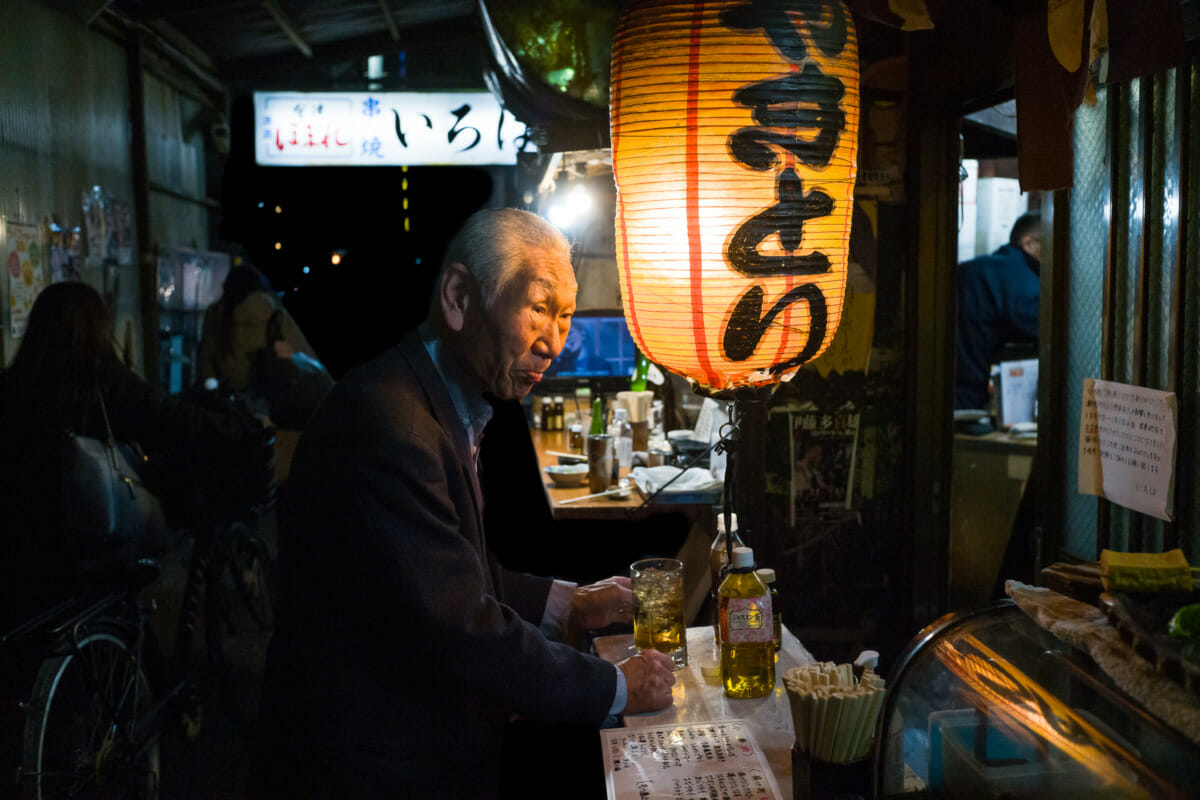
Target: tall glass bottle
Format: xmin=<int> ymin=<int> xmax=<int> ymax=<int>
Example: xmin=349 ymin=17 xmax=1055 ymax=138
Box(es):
xmin=630 ymin=352 xmax=651 ymax=392
xmin=588 ymin=395 xmax=605 ymax=436
xmin=709 ymin=513 xmax=744 ymax=644
xmin=611 ymin=407 xmax=633 ymax=473
xmin=718 ymin=546 xmax=775 ymax=698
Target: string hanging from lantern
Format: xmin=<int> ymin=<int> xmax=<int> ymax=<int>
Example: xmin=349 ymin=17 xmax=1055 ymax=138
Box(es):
xmin=611 ymin=0 xmax=860 ymax=393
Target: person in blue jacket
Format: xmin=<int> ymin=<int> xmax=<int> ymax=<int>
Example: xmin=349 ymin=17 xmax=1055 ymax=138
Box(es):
xmin=955 ymin=211 xmax=1043 ymax=410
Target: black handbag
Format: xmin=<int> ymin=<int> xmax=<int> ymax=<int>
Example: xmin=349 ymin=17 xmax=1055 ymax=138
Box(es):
xmin=61 ymin=391 xmax=169 ymax=552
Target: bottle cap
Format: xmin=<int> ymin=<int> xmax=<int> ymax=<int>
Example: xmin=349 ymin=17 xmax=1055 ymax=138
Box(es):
xmin=554 ymin=395 xmax=564 ymax=402
xmin=755 ymin=568 xmax=776 ymax=583
xmin=854 ymin=650 xmax=880 ymax=671
xmin=732 ymin=546 xmax=754 ymax=568
xmin=717 ymin=512 xmax=738 ymax=533
xmin=614 ymin=407 xmax=628 ymax=420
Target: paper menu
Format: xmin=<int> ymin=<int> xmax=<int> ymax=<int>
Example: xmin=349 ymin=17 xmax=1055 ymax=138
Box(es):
xmin=602 ymin=720 xmax=782 ymax=800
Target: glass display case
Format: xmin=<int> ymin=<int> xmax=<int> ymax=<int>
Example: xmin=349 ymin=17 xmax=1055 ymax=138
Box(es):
xmin=873 ymin=600 xmax=1200 ymax=799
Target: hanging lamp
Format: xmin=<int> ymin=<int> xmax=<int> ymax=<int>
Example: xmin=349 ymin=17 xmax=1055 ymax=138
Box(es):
xmin=611 ymin=0 xmax=860 ymax=392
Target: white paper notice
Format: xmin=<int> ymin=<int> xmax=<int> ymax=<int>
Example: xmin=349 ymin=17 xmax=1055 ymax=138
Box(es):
xmin=602 ymin=720 xmax=782 ymax=800
xmin=1078 ymin=378 xmax=1177 ymax=521
xmin=998 ymin=359 xmax=1038 ymax=427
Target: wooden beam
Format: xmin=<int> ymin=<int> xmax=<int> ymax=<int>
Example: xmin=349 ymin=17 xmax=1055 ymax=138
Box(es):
xmin=377 ymin=0 xmax=401 ymax=41
xmin=262 ymin=0 xmax=312 ymax=58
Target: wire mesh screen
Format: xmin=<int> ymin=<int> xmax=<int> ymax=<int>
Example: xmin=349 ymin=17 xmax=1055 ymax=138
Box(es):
xmin=1062 ymin=85 xmax=1108 ymax=560
xmin=1063 ymin=62 xmax=1200 ymax=561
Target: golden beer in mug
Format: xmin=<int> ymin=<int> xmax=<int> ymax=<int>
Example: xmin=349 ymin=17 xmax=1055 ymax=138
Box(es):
xmin=630 ymin=557 xmax=687 ymax=669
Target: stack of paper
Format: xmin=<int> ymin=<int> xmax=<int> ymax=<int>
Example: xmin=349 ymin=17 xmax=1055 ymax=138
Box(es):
xmin=783 ymin=662 xmax=886 ymax=764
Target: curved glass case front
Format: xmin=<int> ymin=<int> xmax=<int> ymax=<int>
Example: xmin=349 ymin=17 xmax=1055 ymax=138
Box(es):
xmin=873 ymin=600 xmax=1200 ymax=799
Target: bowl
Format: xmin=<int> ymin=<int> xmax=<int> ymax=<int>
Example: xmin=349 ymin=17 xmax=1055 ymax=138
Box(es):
xmin=545 ymin=464 xmax=589 ymax=488
xmin=556 ymin=453 xmax=588 ymax=466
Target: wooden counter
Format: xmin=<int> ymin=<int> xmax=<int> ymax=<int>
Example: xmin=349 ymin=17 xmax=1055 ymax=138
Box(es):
xmin=949 ymin=431 xmax=1037 ymax=608
xmin=595 ymin=625 xmax=817 ymax=800
xmin=530 ymin=428 xmax=718 ymax=623
xmin=530 ymin=428 xmax=650 ymax=520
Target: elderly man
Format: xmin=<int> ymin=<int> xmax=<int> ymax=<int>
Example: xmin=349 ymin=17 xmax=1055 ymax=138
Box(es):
xmin=955 ymin=210 xmax=1042 ymax=410
xmin=251 ymin=208 xmax=675 ymax=798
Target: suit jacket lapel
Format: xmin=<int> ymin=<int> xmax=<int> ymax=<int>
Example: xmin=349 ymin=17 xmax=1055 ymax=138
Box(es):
xmin=397 ymin=332 xmax=487 ymax=537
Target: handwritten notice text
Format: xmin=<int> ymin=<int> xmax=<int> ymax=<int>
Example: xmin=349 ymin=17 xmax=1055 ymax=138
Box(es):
xmin=1078 ymin=378 xmax=1177 ymax=520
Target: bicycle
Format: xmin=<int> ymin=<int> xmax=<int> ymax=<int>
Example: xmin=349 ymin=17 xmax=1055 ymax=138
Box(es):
xmin=3 ymin=402 xmax=278 ymax=798
xmin=2 ymin=553 xmax=166 ymax=799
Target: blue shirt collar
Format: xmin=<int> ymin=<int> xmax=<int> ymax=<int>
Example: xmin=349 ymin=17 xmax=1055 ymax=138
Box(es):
xmin=418 ymin=321 xmax=493 ymax=447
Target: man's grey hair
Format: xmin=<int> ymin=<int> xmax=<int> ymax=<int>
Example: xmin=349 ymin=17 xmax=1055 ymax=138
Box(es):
xmin=440 ymin=207 xmax=572 ymax=309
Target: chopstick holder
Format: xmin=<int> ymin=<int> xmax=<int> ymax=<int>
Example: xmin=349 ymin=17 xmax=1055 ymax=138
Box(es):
xmin=784 ymin=662 xmax=887 ymax=764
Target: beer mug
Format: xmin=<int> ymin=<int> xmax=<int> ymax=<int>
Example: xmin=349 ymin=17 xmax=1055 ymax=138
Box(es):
xmin=630 ymin=557 xmax=688 ymax=669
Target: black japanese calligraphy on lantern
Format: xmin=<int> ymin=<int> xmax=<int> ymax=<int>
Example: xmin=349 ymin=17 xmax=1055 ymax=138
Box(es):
xmin=720 ymin=0 xmax=849 ymax=61
xmin=729 ymin=66 xmax=846 ymax=170
xmin=727 ymin=167 xmax=832 ymax=276
xmin=724 ymin=284 xmax=827 ymax=371
xmin=718 ymin=2 xmax=850 ymax=373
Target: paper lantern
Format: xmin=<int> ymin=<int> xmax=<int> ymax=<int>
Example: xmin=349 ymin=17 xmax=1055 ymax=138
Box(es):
xmin=611 ymin=0 xmax=859 ymax=391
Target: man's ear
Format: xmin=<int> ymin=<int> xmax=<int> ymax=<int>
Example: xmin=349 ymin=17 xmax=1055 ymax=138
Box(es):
xmin=440 ymin=263 xmax=474 ymax=332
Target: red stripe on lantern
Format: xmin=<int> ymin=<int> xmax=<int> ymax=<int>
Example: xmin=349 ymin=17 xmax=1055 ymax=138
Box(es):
xmin=686 ymin=2 xmax=721 ymax=389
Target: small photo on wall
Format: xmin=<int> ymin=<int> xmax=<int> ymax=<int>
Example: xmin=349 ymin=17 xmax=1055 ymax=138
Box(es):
xmin=790 ymin=406 xmax=859 ymax=525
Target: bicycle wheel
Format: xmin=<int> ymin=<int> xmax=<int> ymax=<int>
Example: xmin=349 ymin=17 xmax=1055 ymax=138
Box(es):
xmin=22 ymin=619 xmax=160 ymax=799
xmin=203 ymin=527 xmax=275 ymax=732
xmin=207 ymin=528 xmax=275 ymax=656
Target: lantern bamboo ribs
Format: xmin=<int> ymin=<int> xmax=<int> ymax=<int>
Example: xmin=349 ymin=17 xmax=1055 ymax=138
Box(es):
xmin=611 ymin=0 xmax=860 ymax=392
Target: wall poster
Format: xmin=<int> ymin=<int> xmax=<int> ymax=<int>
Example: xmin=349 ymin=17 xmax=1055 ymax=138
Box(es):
xmin=6 ymin=220 xmax=47 ymax=338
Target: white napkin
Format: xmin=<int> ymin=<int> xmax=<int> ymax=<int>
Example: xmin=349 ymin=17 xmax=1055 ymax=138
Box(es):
xmin=630 ymin=465 xmax=722 ymax=496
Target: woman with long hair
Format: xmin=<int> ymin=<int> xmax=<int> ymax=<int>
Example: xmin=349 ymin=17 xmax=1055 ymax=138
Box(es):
xmin=0 ymin=281 xmax=268 ymax=622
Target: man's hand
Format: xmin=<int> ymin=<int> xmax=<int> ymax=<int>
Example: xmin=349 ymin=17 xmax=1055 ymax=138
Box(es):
xmin=617 ymin=650 xmax=675 ymax=714
xmin=571 ymin=576 xmax=633 ymax=630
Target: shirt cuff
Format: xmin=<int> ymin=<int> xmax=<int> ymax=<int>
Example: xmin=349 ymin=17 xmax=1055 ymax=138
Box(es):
xmin=610 ymin=664 xmax=628 ymax=715
xmin=539 ymin=579 xmax=578 ymax=642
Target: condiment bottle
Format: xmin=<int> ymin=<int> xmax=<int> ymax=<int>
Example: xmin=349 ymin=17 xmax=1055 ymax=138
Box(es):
xmin=611 ymin=407 xmax=633 ymax=474
xmin=718 ymin=546 xmax=775 ymax=698
xmin=552 ymin=396 xmax=565 ymax=431
xmin=756 ymin=567 xmax=781 ymax=652
xmin=709 ymin=513 xmax=744 ymax=644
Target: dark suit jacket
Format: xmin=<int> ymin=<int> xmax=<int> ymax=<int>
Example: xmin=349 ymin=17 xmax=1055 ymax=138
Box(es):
xmin=252 ymin=331 xmax=616 ymax=798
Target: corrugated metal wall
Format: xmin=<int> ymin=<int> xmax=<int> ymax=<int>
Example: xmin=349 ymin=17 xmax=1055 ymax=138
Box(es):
xmin=0 ymin=0 xmax=217 ymax=377
xmin=1061 ymin=59 xmax=1200 ymax=560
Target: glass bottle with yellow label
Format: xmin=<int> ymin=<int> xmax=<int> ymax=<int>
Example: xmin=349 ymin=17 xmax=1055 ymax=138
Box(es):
xmin=710 ymin=513 xmax=745 ymax=645
xmin=718 ymin=546 xmax=775 ymax=698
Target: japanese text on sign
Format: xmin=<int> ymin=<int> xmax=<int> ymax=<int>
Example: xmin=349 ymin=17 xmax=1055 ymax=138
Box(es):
xmin=254 ymin=92 xmax=535 ymax=166
xmin=1078 ymin=378 xmax=1177 ymax=521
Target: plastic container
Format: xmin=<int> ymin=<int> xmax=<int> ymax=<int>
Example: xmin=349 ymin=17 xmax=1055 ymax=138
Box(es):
xmin=718 ymin=546 xmax=775 ymax=698
xmin=609 ymin=407 xmax=633 ymax=477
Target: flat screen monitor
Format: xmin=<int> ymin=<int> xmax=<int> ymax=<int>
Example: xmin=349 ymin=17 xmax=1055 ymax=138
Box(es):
xmin=542 ymin=309 xmax=639 ymax=394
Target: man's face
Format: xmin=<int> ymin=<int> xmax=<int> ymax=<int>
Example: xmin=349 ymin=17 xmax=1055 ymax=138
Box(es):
xmin=1020 ymin=229 xmax=1043 ymax=261
xmin=462 ymin=248 xmax=577 ymax=400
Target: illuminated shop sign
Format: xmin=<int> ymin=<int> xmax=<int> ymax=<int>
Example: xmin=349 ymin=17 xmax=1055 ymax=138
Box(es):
xmin=253 ymin=91 xmax=536 ymax=166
